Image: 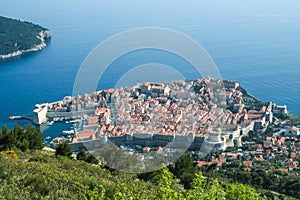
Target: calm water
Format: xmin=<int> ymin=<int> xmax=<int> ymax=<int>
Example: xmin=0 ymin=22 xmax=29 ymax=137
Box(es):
xmin=1 ymin=0 xmax=300 ymax=137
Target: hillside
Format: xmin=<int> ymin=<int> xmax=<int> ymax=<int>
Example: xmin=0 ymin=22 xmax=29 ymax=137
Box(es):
xmin=0 ymin=125 xmax=262 ymax=200
xmin=0 ymin=16 xmax=50 ymax=58
xmin=0 ymin=126 xmax=296 ymax=200
xmin=0 ymin=150 xmax=264 ymax=200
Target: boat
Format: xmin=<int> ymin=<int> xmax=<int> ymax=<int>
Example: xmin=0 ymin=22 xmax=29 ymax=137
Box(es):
xmin=69 ymin=119 xmax=81 ymax=123
xmin=61 ymin=130 xmax=75 ymax=136
xmin=45 ymin=136 xmax=51 ymax=140
xmin=47 ymin=121 xmax=54 ymax=126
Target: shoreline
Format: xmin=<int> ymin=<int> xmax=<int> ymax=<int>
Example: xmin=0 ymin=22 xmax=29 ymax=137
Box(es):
xmin=0 ymin=30 xmax=51 ymax=59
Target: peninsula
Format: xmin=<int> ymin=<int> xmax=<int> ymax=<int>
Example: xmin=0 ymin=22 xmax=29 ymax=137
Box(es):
xmin=0 ymin=16 xmax=50 ymax=59
xmin=26 ymin=78 xmax=289 ymax=153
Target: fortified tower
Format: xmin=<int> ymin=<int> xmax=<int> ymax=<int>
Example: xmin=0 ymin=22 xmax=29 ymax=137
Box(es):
xmin=33 ymin=103 xmax=48 ymax=124
xmin=200 ymin=126 xmax=226 ymax=154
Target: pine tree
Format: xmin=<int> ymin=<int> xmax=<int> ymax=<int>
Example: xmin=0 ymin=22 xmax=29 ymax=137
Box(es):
xmin=55 ymin=141 xmax=72 ymax=158
xmin=76 ymin=149 xmax=87 ymax=161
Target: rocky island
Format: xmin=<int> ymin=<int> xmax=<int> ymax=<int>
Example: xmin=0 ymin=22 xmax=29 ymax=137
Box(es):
xmin=0 ymin=16 xmax=50 ymax=59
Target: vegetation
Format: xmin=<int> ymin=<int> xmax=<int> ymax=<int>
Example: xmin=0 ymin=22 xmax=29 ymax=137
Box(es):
xmin=0 ymin=126 xmax=294 ymax=199
xmin=201 ymin=165 xmax=300 ymax=199
xmin=0 ymin=16 xmax=48 ymax=55
xmin=287 ymin=114 xmax=300 ymax=126
xmin=0 ymin=124 xmax=44 ymax=152
xmin=168 ymin=154 xmax=197 ymax=189
xmin=0 ymin=151 xmax=262 ymax=200
xmin=0 ymin=126 xmax=263 ymax=200
xmin=55 ymin=141 xmax=73 ymax=158
xmin=77 ymin=148 xmax=100 ymax=165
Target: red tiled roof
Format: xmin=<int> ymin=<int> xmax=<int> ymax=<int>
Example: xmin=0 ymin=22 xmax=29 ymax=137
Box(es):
xmin=243 ymin=161 xmax=253 ymax=166
xmin=143 ymin=146 xmax=151 ymax=151
xmin=291 ymin=152 xmax=298 ymax=158
xmin=266 ymin=137 xmax=272 ymax=141
xmin=244 ymin=167 xmax=251 ymax=172
xmin=279 ymin=168 xmax=289 ymax=173
xmin=198 ymin=161 xmax=212 ymax=167
xmin=288 ymin=126 xmax=299 ymax=132
xmin=289 ymin=163 xmax=298 ymax=169
xmin=73 ymin=130 xmax=95 ymax=141
xmin=88 ymin=116 xmax=99 ymax=126
xmin=217 ymin=161 xmax=223 ymax=167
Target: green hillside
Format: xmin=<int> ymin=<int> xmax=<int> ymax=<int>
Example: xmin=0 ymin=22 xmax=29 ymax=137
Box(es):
xmin=0 ymin=125 xmax=295 ymax=200
xmin=0 ymin=151 xmax=263 ymax=200
xmin=0 ymin=16 xmax=48 ymax=55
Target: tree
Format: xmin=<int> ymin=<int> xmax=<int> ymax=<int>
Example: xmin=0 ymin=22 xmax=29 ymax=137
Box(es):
xmin=12 ymin=125 xmax=28 ymax=151
xmin=149 ymin=167 xmax=181 ymax=199
xmin=0 ymin=125 xmax=13 ymax=150
xmin=190 ymin=173 xmax=226 ymax=199
xmin=76 ymin=149 xmax=87 ymax=161
xmin=85 ymin=154 xmax=99 ymax=165
xmin=168 ymin=154 xmax=197 ymax=189
xmin=0 ymin=125 xmax=44 ymax=152
xmin=25 ymin=125 xmax=44 ymax=150
xmin=55 ymin=141 xmax=72 ymax=158
xmin=225 ymin=183 xmax=260 ymax=200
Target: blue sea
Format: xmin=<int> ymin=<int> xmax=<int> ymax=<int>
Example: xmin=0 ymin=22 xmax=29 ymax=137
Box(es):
xmin=1 ymin=0 xmax=300 ymax=138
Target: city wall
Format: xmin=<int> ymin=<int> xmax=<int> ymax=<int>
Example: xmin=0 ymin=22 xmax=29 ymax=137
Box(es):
xmin=70 ymin=133 xmax=205 ymax=152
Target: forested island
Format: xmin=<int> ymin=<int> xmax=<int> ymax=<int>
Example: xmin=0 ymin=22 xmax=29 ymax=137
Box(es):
xmin=0 ymin=16 xmax=50 ymax=59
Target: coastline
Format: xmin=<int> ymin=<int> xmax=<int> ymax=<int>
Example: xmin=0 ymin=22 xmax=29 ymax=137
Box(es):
xmin=0 ymin=30 xmax=51 ymax=59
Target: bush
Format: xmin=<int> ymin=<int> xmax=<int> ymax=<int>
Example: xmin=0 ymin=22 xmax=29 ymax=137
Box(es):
xmin=76 ymin=148 xmax=87 ymax=161
xmin=28 ymin=154 xmax=49 ymax=163
xmin=55 ymin=141 xmax=72 ymax=158
xmin=1 ymin=150 xmax=18 ymax=159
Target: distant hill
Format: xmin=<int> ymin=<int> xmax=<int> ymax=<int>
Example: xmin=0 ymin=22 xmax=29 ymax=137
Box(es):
xmin=0 ymin=16 xmax=50 ymax=59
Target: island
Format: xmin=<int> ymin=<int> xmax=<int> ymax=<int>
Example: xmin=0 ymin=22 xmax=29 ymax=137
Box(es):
xmin=0 ymin=16 xmax=50 ymax=59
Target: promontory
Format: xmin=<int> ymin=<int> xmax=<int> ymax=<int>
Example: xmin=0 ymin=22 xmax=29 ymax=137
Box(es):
xmin=0 ymin=16 xmax=51 ymax=59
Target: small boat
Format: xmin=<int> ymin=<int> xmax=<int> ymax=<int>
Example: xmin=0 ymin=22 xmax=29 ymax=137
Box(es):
xmin=45 ymin=136 xmax=51 ymax=140
xmin=61 ymin=130 xmax=75 ymax=136
xmin=47 ymin=121 xmax=54 ymax=126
